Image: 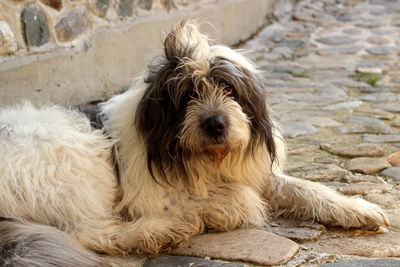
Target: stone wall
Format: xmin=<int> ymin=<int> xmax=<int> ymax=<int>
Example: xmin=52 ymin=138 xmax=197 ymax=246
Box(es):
xmin=0 ymin=0 xmax=218 ymax=56
xmin=0 ymin=0 xmax=278 ymax=106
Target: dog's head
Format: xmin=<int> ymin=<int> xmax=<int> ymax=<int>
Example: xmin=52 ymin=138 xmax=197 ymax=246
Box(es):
xmin=135 ymin=22 xmax=276 ymax=184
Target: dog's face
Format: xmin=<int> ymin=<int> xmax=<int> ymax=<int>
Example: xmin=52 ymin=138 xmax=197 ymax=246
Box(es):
xmin=135 ymin=22 xmax=276 ymax=184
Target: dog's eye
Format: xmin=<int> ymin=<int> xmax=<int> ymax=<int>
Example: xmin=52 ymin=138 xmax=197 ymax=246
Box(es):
xmin=223 ymin=87 xmax=233 ymax=96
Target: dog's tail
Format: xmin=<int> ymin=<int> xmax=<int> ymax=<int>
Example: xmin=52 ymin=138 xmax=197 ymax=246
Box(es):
xmin=0 ymin=219 xmax=107 ymax=267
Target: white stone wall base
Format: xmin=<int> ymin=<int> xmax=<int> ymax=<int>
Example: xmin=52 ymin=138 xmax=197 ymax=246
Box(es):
xmin=0 ymin=0 xmax=275 ymax=106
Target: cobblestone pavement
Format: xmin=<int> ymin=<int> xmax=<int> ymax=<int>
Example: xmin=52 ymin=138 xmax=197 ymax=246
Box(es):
xmin=241 ymin=0 xmax=400 ymax=265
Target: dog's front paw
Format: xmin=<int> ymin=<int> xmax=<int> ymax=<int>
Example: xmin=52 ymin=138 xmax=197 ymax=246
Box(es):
xmin=331 ymin=198 xmax=389 ymax=230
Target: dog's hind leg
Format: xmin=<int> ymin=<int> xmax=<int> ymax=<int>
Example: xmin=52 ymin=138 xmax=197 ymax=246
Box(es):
xmin=264 ymin=175 xmax=389 ymax=230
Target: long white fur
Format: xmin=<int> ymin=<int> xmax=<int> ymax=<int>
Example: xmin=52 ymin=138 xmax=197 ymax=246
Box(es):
xmin=0 ymin=22 xmax=389 ymax=262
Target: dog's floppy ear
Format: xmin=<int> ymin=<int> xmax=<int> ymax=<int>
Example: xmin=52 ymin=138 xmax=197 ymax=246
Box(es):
xmin=135 ymin=22 xmax=205 ymax=185
xmin=208 ymin=53 xmax=278 ymax=167
xmin=163 ymin=21 xmax=210 ymax=62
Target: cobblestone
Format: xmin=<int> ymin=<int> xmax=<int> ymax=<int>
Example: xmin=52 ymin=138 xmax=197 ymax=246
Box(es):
xmin=316 ymin=35 xmax=357 ymax=45
xmin=362 ymin=134 xmax=400 ymax=143
xmin=171 ymin=230 xmax=299 ymax=266
xmin=345 ymin=116 xmax=384 ymax=126
xmin=338 ymin=125 xmax=395 ymax=135
xmin=21 ymin=4 xmax=50 ymax=47
xmin=346 ymin=157 xmax=391 ymax=174
xmin=286 ymin=163 xmax=350 ymax=182
xmin=265 ymin=218 xmax=326 ymax=243
xmin=143 ymin=256 xmax=243 ymax=267
xmin=280 ymin=122 xmax=319 ymax=138
xmin=373 ymin=103 xmax=400 ymax=113
xmin=353 ymin=108 xmax=395 ymax=120
xmin=380 ymin=167 xmax=400 ymax=180
xmin=324 ymin=143 xmax=384 ymax=158
xmin=366 ymin=46 xmax=397 ymax=55
xmin=55 ymin=6 xmax=87 ymax=42
xmin=321 ymin=258 xmax=400 ymax=267
xmin=0 ymin=21 xmax=17 ymax=56
xmin=357 ymin=93 xmax=398 ymax=102
xmin=386 ymin=151 xmax=400 ymax=166
xmin=323 ymin=101 xmax=363 ymax=110
xmin=241 ymin=0 xmax=400 ymax=265
xmin=338 ymin=182 xmax=390 ymax=195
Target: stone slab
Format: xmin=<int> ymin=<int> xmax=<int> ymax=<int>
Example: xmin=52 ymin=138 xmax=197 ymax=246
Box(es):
xmin=316 ymin=35 xmax=357 ymax=45
xmin=314 ymin=156 xmax=341 ymax=165
xmin=280 ymin=122 xmax=319 ymax=138
xmin=103 ymin=256 xmax=142 ymax=267
xmin=312 ymin=230 xmax=400 ymax=258
xmin=362 ymin=134 xmax=400 ymax=143
xmin=357 ymin=93 xmax=397 ymax=103
xmin=143 ymin=256 xmax=244 ymax=267
xmin=387 ymin=211 xmax=400 ymax=229
xmin=305 ymin=117 xmax=342 ymax=127
xmin=345 ymin=116 xmax=384 ymax=126
xmin=366 ymin=36 xmax=390 ymax=45
xmin=317 ymin=46 xmax=362 ymax=56
xmin=346 ymin=157 xmax=391 ymax=174
xmin=261 ymin=64 xmax=306 ymax=74
xmin=380 ymin=167 xmax=400 ymax=180
xmin=361 ymin=87 xmax=391 ymax=93
xmin=343 ymin=27 xmax=363 ymax=35
xmin=373 ymin=103 xmax=400 ymax=113
xmin=323 ymin=101 xmax=363 ymax=110
xmin=366 ymin=46 xmax=397 ymax=55
xmin=285 ymin=163 xmax=349 ymax=182
xmin=279 ymin=110 xmax=331 ymax=122
xmin=386 ymin=152 xmax=400 ymax=167
xmin=266 ymin=218 xmax=326 ymax=243
xmin=355 ymin=21 xmax=383 ymax=28
xmin=345 ymin=174 xmax=386 ymax=184
xmin=321 ymin=258 xmax=400 ymax=267
xmin=338 ymin=182 xmax=390 ymax=195
xmin=171 ymin=229 xmax=299 ymax=266
xmin=337 ymin=125 xmax=395 ymax=134
xmin=356 ymin=66 xmax=383 ymax=74
xmin=364 ymin=193 xmax=400 ymax=209
xmin=392 ymin=119 xmax=400 ymax=127
xmin=326 ymin=143 xmax=384 ymax=158
xmin=353 ymin=108 xmax=394 ymax=120
xmin=287 ymin=144 xmax=319 ymax=155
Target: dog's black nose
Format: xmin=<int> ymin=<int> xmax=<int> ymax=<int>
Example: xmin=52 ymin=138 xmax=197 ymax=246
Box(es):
xmin=202 ymin=115 xmax=225 ymax=138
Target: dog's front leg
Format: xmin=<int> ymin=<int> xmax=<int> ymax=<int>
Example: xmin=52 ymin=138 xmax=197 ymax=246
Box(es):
xmin=200 ymin=184 xmax=268 ymax=231
xmin=264 ymin=174 xmax=389 ymax=230
xmin=113 ymin=215 xmax=201 ymax=255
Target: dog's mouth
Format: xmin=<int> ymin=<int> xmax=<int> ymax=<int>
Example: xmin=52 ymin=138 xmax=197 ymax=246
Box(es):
xmin=203 ymin=144 xmax=230 ymax=164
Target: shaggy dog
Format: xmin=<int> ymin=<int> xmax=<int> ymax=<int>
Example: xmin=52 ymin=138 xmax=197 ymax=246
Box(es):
xmin=0 ymin=22 xmax=389 ymax=266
